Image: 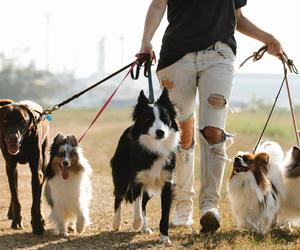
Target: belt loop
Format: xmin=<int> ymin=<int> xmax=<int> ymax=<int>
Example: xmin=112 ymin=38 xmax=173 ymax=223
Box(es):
xmin=214 ymin=42 xmax=217 ymax=51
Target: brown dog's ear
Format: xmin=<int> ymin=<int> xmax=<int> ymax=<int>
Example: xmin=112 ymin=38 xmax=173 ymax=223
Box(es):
xmin=66 ymin=135 xmax=78 ymax=147
xmin=255 ymin=152 xmax=270 ymax=173
xmin=54 ymin=132 xmax=65 ymax=144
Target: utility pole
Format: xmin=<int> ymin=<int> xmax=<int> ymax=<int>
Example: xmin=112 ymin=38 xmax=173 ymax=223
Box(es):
xmin=45 ymin=13 xmax=51 ymax=71
xmin=120 ymin=35 xmax=124 ymax=65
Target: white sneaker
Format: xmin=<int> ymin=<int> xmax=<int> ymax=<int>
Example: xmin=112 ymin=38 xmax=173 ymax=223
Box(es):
xmin=171 ymin=201 xmax=193 ymax=226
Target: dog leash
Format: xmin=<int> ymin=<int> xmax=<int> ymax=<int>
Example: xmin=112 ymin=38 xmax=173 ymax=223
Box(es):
xmin=41 ymin=53 xmax=152 ymax=118
xmin=240 ymin=46 xmax=299 ymax=153
xmin=77 ymin=52 xmax=155 ymax=143
xmin=131 ymin=52 xmax=156 ymax=103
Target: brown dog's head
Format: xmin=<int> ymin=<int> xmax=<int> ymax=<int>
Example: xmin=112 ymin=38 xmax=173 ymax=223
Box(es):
xmin=0 ymin=104 xmax=36 ymax=155
xmin=231 ymin=152 xmax=270 ymax=190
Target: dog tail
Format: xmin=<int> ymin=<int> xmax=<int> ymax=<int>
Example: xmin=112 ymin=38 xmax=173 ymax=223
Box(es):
xmin=0 ymin=99 xmax=14 ymax=107
xmin=259 ymin=141 xmax=284 ymax=165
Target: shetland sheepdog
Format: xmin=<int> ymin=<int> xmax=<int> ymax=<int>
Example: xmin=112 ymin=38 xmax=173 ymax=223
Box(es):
xmin=44 ymin=132 xmax=92 ymax=236
xmin=110 ymin=88 xmax=180 ymax=244
xmin=227 ymin=141 xmax=284 ymax=234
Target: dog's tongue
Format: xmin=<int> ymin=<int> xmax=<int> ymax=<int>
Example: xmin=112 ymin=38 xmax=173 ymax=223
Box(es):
xmin=7 ymin=145 xmax=20 ymax=155
xmin=61 ymin=167 xmax=69 ymax=180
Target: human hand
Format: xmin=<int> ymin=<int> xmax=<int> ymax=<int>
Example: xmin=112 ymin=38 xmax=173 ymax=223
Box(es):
xmin=140 ymin=40 xmax=155 ymax=59
xmin=263 ymin=34 xmax=283 ymax=58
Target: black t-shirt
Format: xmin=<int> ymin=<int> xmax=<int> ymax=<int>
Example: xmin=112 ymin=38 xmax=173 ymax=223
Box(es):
xmin=157 ymin=0 xmax=247 ymax=71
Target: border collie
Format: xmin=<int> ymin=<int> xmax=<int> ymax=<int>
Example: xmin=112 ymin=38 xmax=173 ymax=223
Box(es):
xmin=110 ymin=88 xmax=180 ymax=244
xmin=44 ymin=132 xmax=92 ymax=236
xmin=227 ymin=141 xmax=284 ymax=234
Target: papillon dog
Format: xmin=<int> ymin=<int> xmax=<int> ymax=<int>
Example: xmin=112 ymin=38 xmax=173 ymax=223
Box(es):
xmin=44 ymin=132 xmax=92 ymax=236
xmin=227 ymin=141 xmax=284 ymax=234
xmin=110 ymin=88 xmax=180 ymax=244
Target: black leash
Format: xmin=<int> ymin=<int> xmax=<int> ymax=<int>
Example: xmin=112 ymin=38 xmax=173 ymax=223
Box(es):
xmin=239 ymin=45 xmax=299 ymax=153
xmin=131 ymin=52 xmax=156 ymax=103
xmin=43 ymin=53 xmax=152 ymax=115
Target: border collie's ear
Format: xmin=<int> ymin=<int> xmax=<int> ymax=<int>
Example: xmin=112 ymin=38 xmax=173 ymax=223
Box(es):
xmin=66 ymin=135 xmax=78 ymax=147
xmin=54 ymin=132 xmax=65 ymax=144
xmin=137 ymin=90 xmax=149 ymax=105
xmin=292 ymin=146 xmax=300 ymax=161
xmin=157 ymin=88 xmax=169 ymax=103
xmin=132 ymin=90 xmax=149 ymax=121
xmin=156 ymin=88 xmax=177 ymax=118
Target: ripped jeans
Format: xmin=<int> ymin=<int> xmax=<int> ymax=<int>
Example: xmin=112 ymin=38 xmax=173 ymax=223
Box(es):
xmin=157 ymin=41 xmax=235 ymax=216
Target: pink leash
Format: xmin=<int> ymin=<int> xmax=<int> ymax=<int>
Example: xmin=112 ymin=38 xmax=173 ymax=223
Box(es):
xmin=78 ymin=53 xmax=147 ymax=143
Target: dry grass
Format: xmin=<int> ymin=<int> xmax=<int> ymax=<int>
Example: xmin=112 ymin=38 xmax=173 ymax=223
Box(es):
xmin=0 ymin=107 xmax=300 ymax=249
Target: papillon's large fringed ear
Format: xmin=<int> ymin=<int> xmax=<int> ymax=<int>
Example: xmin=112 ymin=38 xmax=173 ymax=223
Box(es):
xmin=66 ymin=135 xmax=78 ymax=147
xmin=255 ymin=152 xmax=270 ymax=173
xmin=54 ymin=132 xmax=65 ymax=144
xmin=156 ymin=88 xmax=177 ymax=118
xmin=292 ymin=146 xmax=300 ymax=161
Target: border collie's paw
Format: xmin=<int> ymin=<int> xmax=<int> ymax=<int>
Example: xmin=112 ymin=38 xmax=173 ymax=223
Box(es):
xmin=159 ymin=234 xmax=171 ymax=244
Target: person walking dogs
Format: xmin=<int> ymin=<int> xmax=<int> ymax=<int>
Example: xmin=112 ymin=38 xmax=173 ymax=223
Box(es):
xmin=139 ymin=0 xmax=282 ymax=233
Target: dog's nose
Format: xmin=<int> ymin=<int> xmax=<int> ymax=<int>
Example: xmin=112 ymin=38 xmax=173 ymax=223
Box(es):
xmin=8 ymin=133 xmax=20 ymax=143
xmin=63 ymin=161 xmax=69 ymax=167
xmin=156 ymin=129 xmax=165 ymax=139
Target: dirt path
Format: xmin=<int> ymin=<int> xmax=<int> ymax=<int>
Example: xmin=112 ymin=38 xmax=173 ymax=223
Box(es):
xmin=0 ymin=109 xmax=200 ymax=249
xmin=0 ymin=108 xmax=299 ymax=249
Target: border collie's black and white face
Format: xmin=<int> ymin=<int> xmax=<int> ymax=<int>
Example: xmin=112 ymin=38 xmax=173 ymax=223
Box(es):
xmin=130 ymin=88 xmax=180 ymax=154
xmin=131 ymin=88 xmax=178 ymax=140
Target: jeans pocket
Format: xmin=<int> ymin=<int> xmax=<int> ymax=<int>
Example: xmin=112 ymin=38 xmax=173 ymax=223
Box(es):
xmin=215 ymin=41 xmax=235 ymax=60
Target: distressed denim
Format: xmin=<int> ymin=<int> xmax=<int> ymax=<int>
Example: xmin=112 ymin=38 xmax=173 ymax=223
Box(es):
xmin=157 ymin=41 xmax=235 ymax=215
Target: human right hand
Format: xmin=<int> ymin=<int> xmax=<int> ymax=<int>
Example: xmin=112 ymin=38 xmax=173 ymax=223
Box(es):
xmin=140 ymin=40 xmax=155 ymax=59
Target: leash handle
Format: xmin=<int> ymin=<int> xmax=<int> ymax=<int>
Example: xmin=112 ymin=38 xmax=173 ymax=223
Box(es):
xmin=243 ymin=46 xmax=300 ymax=152
xmin=78 ymin=54 xmax=144 ymax=143
xmin=131 ymin=51 xmax=156 ymax=103
xmin=144 ymin=52 xmax=156 ymax=103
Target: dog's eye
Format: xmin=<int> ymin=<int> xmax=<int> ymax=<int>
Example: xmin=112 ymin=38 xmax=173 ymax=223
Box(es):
xmin=160 ymin=113 xmax=171 ymax=124
xmin=242 ymin=156 xmax=251 ymax=163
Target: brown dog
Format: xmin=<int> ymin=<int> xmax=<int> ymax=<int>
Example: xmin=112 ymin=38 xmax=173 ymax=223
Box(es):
xmin=0 ymin=99 xmax=49 ymax=235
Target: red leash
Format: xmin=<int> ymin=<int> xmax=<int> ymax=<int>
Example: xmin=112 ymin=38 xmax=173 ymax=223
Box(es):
xmin=78 ymin=53 xmax=149 ymax=143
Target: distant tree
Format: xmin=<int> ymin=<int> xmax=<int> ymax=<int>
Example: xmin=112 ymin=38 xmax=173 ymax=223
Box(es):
xmin=0 ymin=53 xmax=74 ymax=105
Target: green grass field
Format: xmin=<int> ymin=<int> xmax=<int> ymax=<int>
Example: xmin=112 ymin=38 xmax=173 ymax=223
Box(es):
xmin=0 ymin=106 xmax=299 ymax=249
